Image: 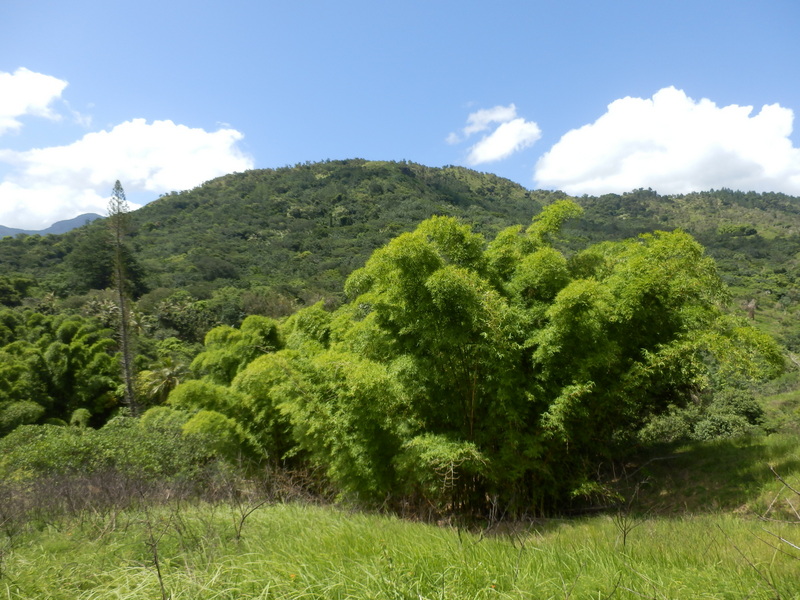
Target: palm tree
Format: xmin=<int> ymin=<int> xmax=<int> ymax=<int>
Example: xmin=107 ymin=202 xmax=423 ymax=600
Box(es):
xmin=142 ymin=356 xmax=189 ymax=405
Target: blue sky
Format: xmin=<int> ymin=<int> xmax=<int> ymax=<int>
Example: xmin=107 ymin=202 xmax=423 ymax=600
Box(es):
xmin=2 ymin=0 xmax=799 ymax=229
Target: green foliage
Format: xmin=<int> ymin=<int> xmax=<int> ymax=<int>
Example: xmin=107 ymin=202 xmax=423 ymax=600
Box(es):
xmin=638 ymin=403 xmax=701 ymax=445
xmin=0 ymin=400 xmax=45 ymax=435
xmin=190 ymin=315 xmax=281 ymax=385
xmin=139 ymin=405 xmax=191 ymax=431
xmin=0 ymin=413 xmax=230 ymax=481
xmin=639 ymin=386 xmax=767 ymax=445
xmin=4 ymin=500 xmax=800 ymax=598
xmin=286 ymin=351 xmax=408 ymax=499
xmin=709 ymin=387 xmax=765 ymax=425
xmin=69 ymin=408 xmax=91 ymax=427
xmin=0 ymin=311 xmax=121 ymax=427
xmin=167 ymin=379 xmax=249 ymax=423
xmin=527 ymin=197 xmax=584 ymax=246
xmin=65 ymin=222 xmax=148 ymax=297
xmin=282 ymin=302 xmax=332 ymax=350
xmin=238 ymin=204 xmax=783 ymax=511
xmin=155 ymin=201 xmax=777 ymax=512
xmin=181 ymin=409 xmax=245 ymax=460
xmin=0 ymin=419 xmax=180 ymax=480
xmin=0 ymin=274 xmax=36 ymax=306
xmin=2 ymin=161 xmax=800 ymax=353
xmin=229 ymin=351 xmax=299 ymax=459
xmin=393 ymin=433 xmax=487 ymax=511
xmin=150 ymin=290 xmax=219 ymax=342
xmin=136 ymin=355 xmax=189 ymax=406
xmin=692 ymin=414 xmax=753 ymax=441
xmin=1 ymin=161 xmax=550 ymax=333
xmin=717 ymin=223 xmax=758 ymax=237
xmin=0 ymin=161 xmax=798 ymax=515
xmin=234 ymin=348 xmax=408 ymax=498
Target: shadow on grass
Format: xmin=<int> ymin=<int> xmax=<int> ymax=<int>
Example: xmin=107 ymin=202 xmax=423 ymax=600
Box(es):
xmin=618 ymin=434 xmax=800 ymax=515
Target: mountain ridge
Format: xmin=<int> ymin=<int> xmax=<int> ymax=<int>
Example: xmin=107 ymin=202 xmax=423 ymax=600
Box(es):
xmin=1 ymin=159 xmax=799 ymax=347
xmin=0 ymin=213 xmax=103 ymax=237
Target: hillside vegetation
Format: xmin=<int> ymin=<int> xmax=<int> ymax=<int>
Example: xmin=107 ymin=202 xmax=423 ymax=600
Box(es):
xmin=0 ymin=159 xmax=798 ymax=510
xmin=2 ymin=160 xmax=799 ymax=346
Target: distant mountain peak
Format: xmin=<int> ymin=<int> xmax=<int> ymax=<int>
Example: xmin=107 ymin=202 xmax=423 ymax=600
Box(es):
xmin=0 ymin=213 xmax=103 ymax=237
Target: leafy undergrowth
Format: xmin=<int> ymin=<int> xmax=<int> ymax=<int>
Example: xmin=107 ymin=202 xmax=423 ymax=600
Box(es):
xmin=2 ymin=502 xmax=799 ymax=599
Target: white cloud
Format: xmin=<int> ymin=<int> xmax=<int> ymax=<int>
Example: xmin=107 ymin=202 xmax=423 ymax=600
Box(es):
xmin=1 ymin=118 xmax=254 ymax=229
xmin=535 ymin=86 xmax=800 ymax=195
xmin=463 ymin=104 xmax=519 ymax=137
xmin=466 ymin=118 xmax=542 ymax=165
xmin=0 ymin=180 xmax=109 ymax=230
xmin=0 ymin=68 xmax=68 ymax=135
xmin=448 ymin=103 xmax=542 ymax=165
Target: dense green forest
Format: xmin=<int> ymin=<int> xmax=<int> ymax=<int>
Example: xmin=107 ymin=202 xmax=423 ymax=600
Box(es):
xmin=1 ymin=159 xmax=799 ymax=515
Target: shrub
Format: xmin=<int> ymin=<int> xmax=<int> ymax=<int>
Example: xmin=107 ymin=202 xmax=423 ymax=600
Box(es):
xmin=709 ymin=388 xmax=764 ymax=425
xmin=69 ymin=408 xmax=91 ymax=427
xmin=0 ymin=416 xmax=234 ymax=482
xmin=638 ymin=404 xmax=699 ymax=445
xmin=0 ymin=400 xmax=45 ymax=435
xmin=393 ymin=434 xmax=487 ymax=513
xmin=693 ymin=414 xmax=753 ymax=441
xmin=182 ymin=410 xmax=245 ymax=460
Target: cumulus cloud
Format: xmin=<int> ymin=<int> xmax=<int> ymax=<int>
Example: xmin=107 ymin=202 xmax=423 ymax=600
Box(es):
xmin=448 ymin=104 xmax=542 ymax=165
xmin=466 ymin=118 xmax=542 ymax=165
xmin=535 ymin=86 xmax=800 ymax=195
xmin=0 ymin=68 xmax=68 ymax=135
xmin=1 ymin=118 xmax=254 ymax=229
xmin=462 ymin=104 xmax=519 ymax=137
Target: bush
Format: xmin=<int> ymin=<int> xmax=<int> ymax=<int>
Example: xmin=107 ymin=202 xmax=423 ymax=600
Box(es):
xmin=0 ymin=400 xmax=45 ymax=435
xmin=69 ymin=408 xmax=91 ymax=427
xmin=0 ymin=416 xmax=232 ymax=482
xmin=182 ymin=410 xmax=245 ymax=460
xmin=639 ymin=387 xmax=765 ymax=445
xmin=393 ymin=434 xmax=487 ymax=513
xmin=693 ymin=414 xmax=753 ymax=441
xmin=638 ymin=404 xmax=700 ymax=445
xmin=139 ymin=405 xmax=191 ymax=430
xmin=709 ymin=388 xmax=764 ymax=425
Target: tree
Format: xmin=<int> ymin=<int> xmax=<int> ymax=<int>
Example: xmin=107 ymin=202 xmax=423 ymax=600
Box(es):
xmin=66 ymin=218 xmax=148 ymax=296
xmin=0 ymin=312 xmax=120 ymax=429
xmin=270 ymin=202 xmax=783 ymax=511
xmin=190 ymin=315 xmax=282 ymax=385
xmin=109 ymin=181 xmax=139 ymax=415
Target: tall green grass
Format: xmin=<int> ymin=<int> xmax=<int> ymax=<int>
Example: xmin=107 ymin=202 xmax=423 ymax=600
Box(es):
xmin=2 ymin=433 xmax=799 ymax=599
xmin=2 ymin=502 xmax=799 ymax=599
xmin=623 ymin=433 xmax=800 ymax=517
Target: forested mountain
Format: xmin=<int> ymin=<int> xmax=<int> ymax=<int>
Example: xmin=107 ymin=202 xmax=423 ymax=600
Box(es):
xmin=2 ymin=159 xmax=798 ymax=346
xmin=0 ymin=160 xmax=558 ymax=332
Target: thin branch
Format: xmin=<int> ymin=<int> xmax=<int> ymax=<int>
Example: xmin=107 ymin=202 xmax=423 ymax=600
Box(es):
xmin=759 ymin=528 xmax=800 ymax=554
xmin=769 ymin=465 xmax=800 ymax=497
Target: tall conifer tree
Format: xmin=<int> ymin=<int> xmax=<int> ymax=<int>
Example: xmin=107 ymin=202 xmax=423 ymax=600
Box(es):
xmin=108 ymin=180 xmax=138 ymax=415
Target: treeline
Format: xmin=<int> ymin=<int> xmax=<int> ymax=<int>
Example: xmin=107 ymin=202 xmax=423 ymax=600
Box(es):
xmin=2 ymin=162 xmax=799 ymax=353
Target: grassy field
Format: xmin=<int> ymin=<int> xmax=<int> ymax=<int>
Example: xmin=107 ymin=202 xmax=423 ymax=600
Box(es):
xmin=2 ymin=435 xmax=799 ymax=599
